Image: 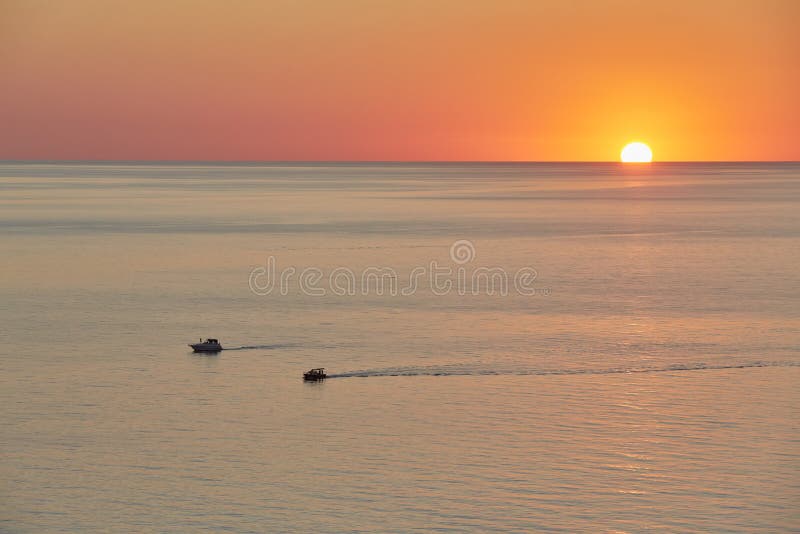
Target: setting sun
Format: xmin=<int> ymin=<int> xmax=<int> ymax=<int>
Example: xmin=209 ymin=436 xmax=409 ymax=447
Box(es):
xmin=621 ymin=142 xmax=653 ymax=163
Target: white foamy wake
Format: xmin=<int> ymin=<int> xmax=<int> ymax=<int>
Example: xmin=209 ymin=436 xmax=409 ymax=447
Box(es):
xmin=223 ymin=343 xmax=296 ymax=351
xmin=327 ymin=360 xmax=799 ymax=379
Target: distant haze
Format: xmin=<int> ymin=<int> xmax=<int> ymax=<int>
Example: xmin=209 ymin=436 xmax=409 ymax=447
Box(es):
xmin=1 ymin=1 xmax=798 ymax=161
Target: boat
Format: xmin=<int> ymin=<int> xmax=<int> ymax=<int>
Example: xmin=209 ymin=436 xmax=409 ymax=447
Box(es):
xmin=189 ymin=338 xmax=223 ymax=352
xmin=303 ymin=368 xmax=327 ymax=381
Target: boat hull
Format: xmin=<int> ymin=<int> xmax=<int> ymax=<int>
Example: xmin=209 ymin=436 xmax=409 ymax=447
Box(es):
xmin=190 ymin=343 xmax=222 ymax=353
xmin=303 ymin=369 xmax=327 ymax=381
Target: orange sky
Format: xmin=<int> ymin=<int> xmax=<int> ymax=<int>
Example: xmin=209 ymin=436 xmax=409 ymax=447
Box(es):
xmin=1 ymin=0 xmax=798 ymax=161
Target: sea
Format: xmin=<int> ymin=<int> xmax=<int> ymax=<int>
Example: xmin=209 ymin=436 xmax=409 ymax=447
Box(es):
xmin=1 ymin=162 xmax=798 ymax=532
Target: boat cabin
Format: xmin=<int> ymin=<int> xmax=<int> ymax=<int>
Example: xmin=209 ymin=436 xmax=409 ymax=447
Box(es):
xmin=303 ymin=368 xmax=327 ymax=381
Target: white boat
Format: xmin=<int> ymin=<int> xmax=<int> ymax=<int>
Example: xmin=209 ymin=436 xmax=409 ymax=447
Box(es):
xmin=189 ymin=338 xmax=223 ymax=352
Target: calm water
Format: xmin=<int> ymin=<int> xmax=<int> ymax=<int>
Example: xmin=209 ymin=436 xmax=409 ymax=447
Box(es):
xmin=1 ymin=162 xmax=798 ymax=532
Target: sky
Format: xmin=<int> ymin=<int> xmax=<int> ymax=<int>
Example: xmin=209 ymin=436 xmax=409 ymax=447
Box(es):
xmin=1 ymin=0 xmax=798 ymax=161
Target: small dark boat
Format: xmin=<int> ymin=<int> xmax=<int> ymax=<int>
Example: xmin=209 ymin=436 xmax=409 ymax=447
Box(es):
xmin=190 ymin=338 xmax=223 ymax=352
xmin=303 ymin=368 xmax=327 ymax=381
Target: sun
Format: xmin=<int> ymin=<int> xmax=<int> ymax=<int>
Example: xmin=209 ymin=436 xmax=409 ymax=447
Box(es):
xmin=620 ymin=142 xmax=653 ymax=163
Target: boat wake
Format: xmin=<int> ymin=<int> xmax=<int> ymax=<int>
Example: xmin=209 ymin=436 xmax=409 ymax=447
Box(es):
xmin=327 ymin=360 xmax=799 ymax=379
xmin=223 ymin=343 xmax=296 ymax=351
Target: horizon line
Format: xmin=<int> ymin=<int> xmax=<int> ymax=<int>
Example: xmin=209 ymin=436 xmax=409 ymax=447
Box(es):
xmin=1 ymin=159 xmax=799 ymax=165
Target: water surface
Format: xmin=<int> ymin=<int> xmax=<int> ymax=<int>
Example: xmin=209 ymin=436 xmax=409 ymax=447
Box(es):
xmin=1 ymin=162 xmax=798 ymax=531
